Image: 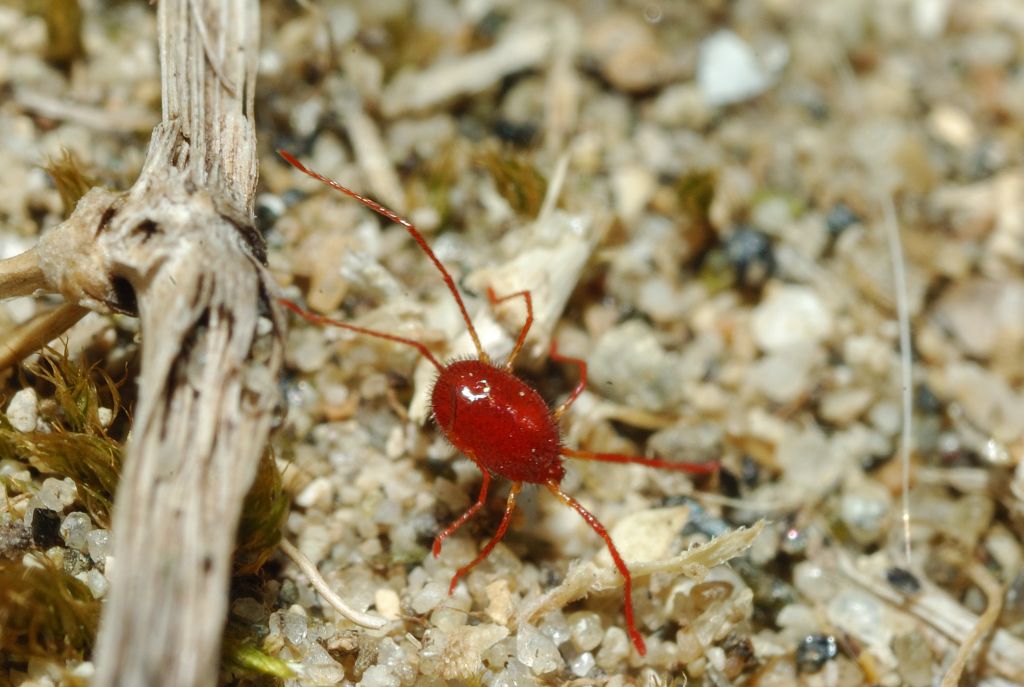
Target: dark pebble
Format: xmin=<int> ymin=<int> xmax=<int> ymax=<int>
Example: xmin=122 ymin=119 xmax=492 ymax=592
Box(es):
xmin=493 ymin=119 xmax=538 ymax=148
xmin=886 ymin=566 xmax=923 ymax=595
xmin=825 ymin=203 xmax=860 ymax=236
xmin=31 ymin=508 xmax=63 ymax=549
xmin=725 ymin=226 xmax=775 ymax=291
xmin=795 ymin=633 xmax=838 ymax=673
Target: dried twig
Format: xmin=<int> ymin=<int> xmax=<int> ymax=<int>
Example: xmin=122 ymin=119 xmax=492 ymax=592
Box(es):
xmin=0 ymin=248 xmax=46 ymax=299
xmin=881 ymin=194 xmax=914 ymax=566
xmin=13 ymin=1 xmax=281 ymax=685
xmin=940 ymin=562 xmax=1005 ymax=687
xmin=516 ymin=520 xmax=764 ymax=625
xmin=837 ymin=554 xmax=1023 ymax=682
xmin=381 ymin=22 xmax=552 ymax=117
xmin=0 ymin=304 xmax=88 ymax=370
xmin=279 ymin=539 xmax=388 ymax=631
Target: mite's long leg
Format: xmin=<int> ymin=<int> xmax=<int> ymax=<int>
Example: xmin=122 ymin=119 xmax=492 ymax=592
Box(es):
xmin=561 ymin=448 xmax=719 ymax=474
xmin=446 ymin=482 xmax=521 ymax=594
xmin=432 ymin=471 xmax=492 ymax=558
xmin=546 ymin=481 xmax=647 ymax=656
xmin=549 ymin=341 xmax=586 ymax=419
xmin=278 ymin=150 xmax=489 ymax=362
xmin=279 ymin=299 xmax=443 ymax=372
xmin=487 ymin=287 xmax=533 ymax=370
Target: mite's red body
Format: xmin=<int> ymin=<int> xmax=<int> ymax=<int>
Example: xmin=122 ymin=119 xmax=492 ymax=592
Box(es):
xmin=432 ymin=360 xmax=564 ymax=484
xmin=277 ymin=150 xmax=718 ymax=657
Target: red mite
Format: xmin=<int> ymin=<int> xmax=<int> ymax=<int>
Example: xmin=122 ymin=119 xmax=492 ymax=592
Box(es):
xmin=278 ymin=150 xmax=718 ymax=656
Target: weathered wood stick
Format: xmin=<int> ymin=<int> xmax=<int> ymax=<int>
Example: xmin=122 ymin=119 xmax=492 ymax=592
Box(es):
xmin=27 ymin=1 xmax=280 ymax=684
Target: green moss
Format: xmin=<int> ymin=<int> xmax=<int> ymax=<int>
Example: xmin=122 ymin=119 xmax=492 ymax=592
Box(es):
xmin=24 ymin=0 xmax=85 ymax=71
xmin=474 ymin=144 xmax=547 ymax=218
xmin=697 ymin=247 xmax=735 ymax=295
xmin=0 ymin=352 xmax=122 ymax=526
xmin=223 ymin=451 xmax=290 ymax=683
xmin=222 ymin=625 xmax=294 ymax=685
xmin=0 ymin=348 xmax=291 ymax=681
xmin=407 ymin=148 xmax=459 ymax=228
xmin=0 ymin=558 xmax=100 ymax=668
xmin=676 ymin=170 xmax=716 ymax=231
xmin=233 ymin=449 xmax=289 ymax=576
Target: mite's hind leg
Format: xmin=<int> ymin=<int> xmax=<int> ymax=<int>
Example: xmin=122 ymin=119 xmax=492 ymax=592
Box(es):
xmin=561 ymin=447 xmax=719 ymax=474
xmin=546 ymin=481 xmax=647 ymax=656
xmin=549 ymin=341 xmax=587 ymax=419
xmin=487 ymin=287 xmax=533 ymax=369
xmin=447 ymin=481 xmax=522 ymax=594
xmin=433 ymin=471 xmax=492 ymax=558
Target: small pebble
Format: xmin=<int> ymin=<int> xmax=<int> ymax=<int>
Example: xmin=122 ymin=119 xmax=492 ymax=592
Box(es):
xmin=589 ymin=320 xmax=683 ymax=412
xmin=358 ymin=665 xmax=399 ymax=687
xmin=300 ymin=642 xmax=345 ymax=684
xmin=839 ymin=479 xmax=891 ymax=545
xmin=231 ymin=597 xmax=267 ymax=624
xmin=825 ymin=203 xmax=861 ymax=236
xmin=539 ymin=612 xmax=571 ymax=647
xmin=485 ymin=578 xmax=513 ymax=624
xmin=376 ymin=638 xmax=416 ymax=685
xmin=927 ymin=104 xmax=976 ymax=149
xmin=602 ymin=506 xmax=690 ymax=564
xmin=611 ymin=164 xmax=656 ymax=221
xmin=595 ymin=626 xmax=629 ymax=671
xmin=83 ymin=568 xmax=109 ymax=598
xmin=748 ymin=343 xmax=820 ymax=405
xmin=295 ymin=476 xmax=334 ymax=510
xmin=0 ymin=521 xmax=32 ymax=558
xmin=281 ymin=610 xmax=308 ymax=645
xmin=374 ymin=587 xmax=402 ymax=620
xmin=698 ymin=30 xmax=771 ymax=107
xmin=934 ymin=278 xmax=1024 ymax=360
xmin=516 ymin=623 xmax=564 ymax=675
xmin=792 ymin=561 xmax=836 ymax=603
xmin=62 ymin=547 xmax=89 ymax=576
xmin=86 ymin=529 xmax=111 ymax=565
xmin=868 ymin=400 xmax=902 ymax=437
xmin=568 ymin=611 xmax=604 ymax=652
xmin=6 ymin=388 xmax=38 ymax=433
xmin=569 ymin=651 xmax=596 ymax=677
xmin=491 ymin=659 xmax=538 ymax=687
xmin=751 ymin=285 xmax=833 ymax=353
xmin=96 ymin=407 xmax=114 ymax=429
xmin=826 ymin=590 xmax=889 ymax=652
xmin=819 ymin=388 xmax=873 ymax=424
xmin=59 ymin=512 xmax=93 ymax=552
xmin=780 ymin=526 xmax=810 ymax=556
xmin=585 ymin=13 xmax=677 ymax=92
xmin=411 ymin=581 xmax=448 ymax=614
xmin=420 ymin=625 xmax=509 ymax=680
xmin=725 ymin=226 xmax=776 ymax=291
xmin=722 ymin=634 xmax=756 ymax=677
xmin=893 ymin=632 xmax=934 ymax=687
xmin=38 ymin=477 xmax=77 ymax=512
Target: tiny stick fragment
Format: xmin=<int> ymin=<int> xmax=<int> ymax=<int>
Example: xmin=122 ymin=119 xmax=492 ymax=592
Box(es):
xmin=0 ymin=249 xmax=47 ymax=299
xmin=516 ymin=520 xmax=765 ymax=626
xmin=279 ymin=539 xmax=389 ymax=630
xmin=940 ymin=562 xmax=1004 ymax=687
xmin=0 ymin=304 xmax=88 ymax=370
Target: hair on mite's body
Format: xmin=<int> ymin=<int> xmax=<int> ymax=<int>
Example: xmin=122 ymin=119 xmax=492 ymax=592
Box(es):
xmin=278 ymin=150 xmax=718 ymax=656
